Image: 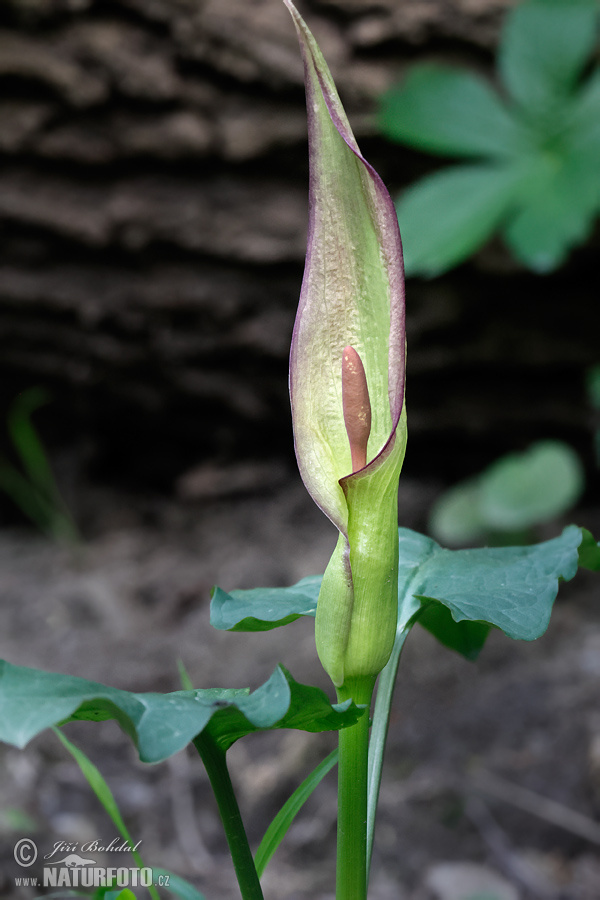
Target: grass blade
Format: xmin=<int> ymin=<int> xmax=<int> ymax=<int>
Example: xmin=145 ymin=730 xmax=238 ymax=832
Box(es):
xmin=53 ymin=728 xmax=160 ymax=900
xmin=254 ymin=749 xmax=338 ymax=878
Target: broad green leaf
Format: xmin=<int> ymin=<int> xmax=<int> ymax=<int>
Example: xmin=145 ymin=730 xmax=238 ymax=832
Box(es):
xmin=254 ymin=749 xmax=338 ymax=878
xmin=0 ymin=663 xmax=363 ymax=761
xmin=503 ymin=146 xmax=600 ymax=271
xmin=105 ymin=892 xmax=136 ymax=900
xmin=397 ymin=525 xmax=586 ymax=648
xmin=206 ymin=669 xmax=364 ymax=748
xmin=417 ymin=602 xmax=491 ymax=660
xmin=378 ymin=63 xmax=531 ymax=159
xmin=480 ymin=441 xmax=584 ymax=531
xmin=429 ymin=441 xmax=585 ymax=544
xmin=397 ymin=163 xmax=522 ymax=276
xmin=210 ymin=526 xmax=597 ymax=657
xmin=210 ymin=575 xmax=320 ymax=631
xmin=428 ymin=476 xmax=487 ymax=546
xmin=567 ymin=69 xmax=600 ymax=152
xmin=499 ymin=0 xmax=599 ymax=114
xmin=152 ymin=870 xmax=207 ymax=900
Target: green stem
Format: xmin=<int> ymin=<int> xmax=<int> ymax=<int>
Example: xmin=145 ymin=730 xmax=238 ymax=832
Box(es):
xmin=193 ymin=733 xmax=264 ymax=900
xmin=335 ymin=675 xmax=375 ymax=900
xmin=366 ymin=626 xmax=409 ymax=875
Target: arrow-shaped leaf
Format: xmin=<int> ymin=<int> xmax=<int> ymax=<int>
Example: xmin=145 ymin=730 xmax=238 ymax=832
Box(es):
xmin=213 ymin=525 xmax=599 ymax=660
xmin=211 ymin=575 xmax=320 ymax=632
xmin=0 ymin=662 xmax=363 ymax=761
xmin=397 ymin=523 xmax=598 ymax=657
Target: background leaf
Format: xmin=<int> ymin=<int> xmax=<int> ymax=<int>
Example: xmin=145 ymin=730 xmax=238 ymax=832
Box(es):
xmin=378 ymin=63 xmax=531 ymax=158
xmin=429 ymin=440 xmax=585 ymax=544
xmin=503 ymin=147 xmax=600 ymax=271
xmin=0 ymin=663 xmax=362 ymax=761
xmin=499 ymin=0 xmax=599 ymax=114
xmin=428 ymin=476 xmax=487 ymax=547
xmin=567 ymin=69 xmax=600 ymax=152
xmin=396 ymin=163 xmax=522 ymax=276
xmin=479 ymin=441 xmax=585 ymax=531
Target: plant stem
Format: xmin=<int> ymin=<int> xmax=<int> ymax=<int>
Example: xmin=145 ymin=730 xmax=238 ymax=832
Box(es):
xmin=193 ymin=733 xmax=264 ymax=900
xmin=335 ymin=675 xmax=375 ymax=900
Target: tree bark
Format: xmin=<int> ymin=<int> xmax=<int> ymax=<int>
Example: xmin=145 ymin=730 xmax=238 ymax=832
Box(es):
xmin=0 ymin=0 xmax=595 ymax=484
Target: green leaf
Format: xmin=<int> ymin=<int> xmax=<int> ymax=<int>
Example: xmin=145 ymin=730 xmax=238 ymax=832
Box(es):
xmin=567 ymin=69 xmax=600 ymax=152
xmin=104 ymin=892 xmax=136 ymax=900
xmin=396 ymin=163 xmax=522 ymax=276
xmin=428 ymin=476 xmax=487 ymax=546
xmin=503 ymin=147 xmax=600 ymax=271
xmin=206 ymin=668 xmax=365 ymax=749
xmin=378 ymin=63 xmax=531 ymax=159
xmin=430 ymin=441 xmax=585 ymax=544
xmin=397 ymin=525 xmax=587 ymax=653
xmin=480 ymin=441 xmax=585 ymax=531
xmin=210 ymin=525 xmax=596 ymax=659
xmin=499 ymin=0 xmax=599 ymax=114
xmin=417 ymin=602 xmax=491 ymax=660
xmin=210 ymin=575 xmax=320 ymax=631
xmin=254 ymin=749 xmax=338 ymax=878
xmin=152 ymin=869 xmax=207 ymax=900
xmin=0 ymin=663 xmax=363 ymax=761
xmin=578 ymin=528 xmax=600 ymax=571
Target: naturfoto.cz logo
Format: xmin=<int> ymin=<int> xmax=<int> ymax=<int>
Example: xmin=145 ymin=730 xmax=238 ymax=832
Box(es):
xmin=13 ymin=838 xmax=170 ymax=890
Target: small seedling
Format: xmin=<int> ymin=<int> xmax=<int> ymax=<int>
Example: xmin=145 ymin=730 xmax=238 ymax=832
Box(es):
xmin=378 ymin=0 xmax=600 ymax=275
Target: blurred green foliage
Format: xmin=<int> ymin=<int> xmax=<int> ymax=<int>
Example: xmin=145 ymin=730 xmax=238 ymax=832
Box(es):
xmin=0 ymin=388 xmax=79 ymax=543
xmin=429 ymin=440 xmax=585 ymax=546
xmin=587 ymin=364 xmax=600 ymax=466
xmin=378 ymin=0 xmax=600 ymax=276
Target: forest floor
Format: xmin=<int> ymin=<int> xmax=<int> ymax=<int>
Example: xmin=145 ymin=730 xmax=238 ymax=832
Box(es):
xmin=1 ymin=468 xmax=599 ymax=900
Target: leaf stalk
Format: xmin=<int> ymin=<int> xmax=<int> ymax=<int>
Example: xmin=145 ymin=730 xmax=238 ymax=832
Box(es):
xmin=193 ymin=733 xmax=264 ymax=900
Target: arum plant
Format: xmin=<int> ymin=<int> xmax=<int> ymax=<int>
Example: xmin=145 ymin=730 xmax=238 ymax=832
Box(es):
xmin=0 ymin=4 xmax=599 ymax=900
xmin=285 ymin=2 xmax=406 ymax=895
